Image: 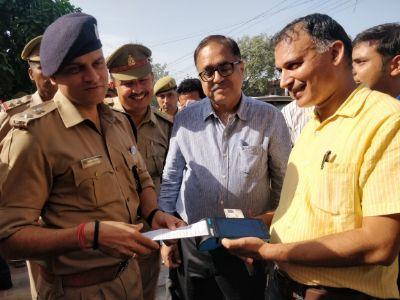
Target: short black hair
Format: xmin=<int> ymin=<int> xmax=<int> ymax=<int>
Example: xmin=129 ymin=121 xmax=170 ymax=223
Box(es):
xmin=353 ymin=23 xmax=400 ymax=58
xmin=272 ymin=13 xmax=352 ymax=62
xmin=194 ymin=35 xmax=241 ymax=66
xmin=177 ymin=78 xmax=205 ymax=98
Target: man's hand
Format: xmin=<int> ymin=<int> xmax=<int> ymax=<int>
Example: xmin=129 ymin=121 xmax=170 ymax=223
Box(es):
xmin=222 ymin=237 xmax=268 ymax=264
xmin=254 ymin=211 xmax=274 ymax=227
xmin=151 ymin=211 xmax=186 ymax=230
xmin=87 ymin=221 xmax=159 ymax=260
xmin=161 ymin=243 xmax=181 ymax=268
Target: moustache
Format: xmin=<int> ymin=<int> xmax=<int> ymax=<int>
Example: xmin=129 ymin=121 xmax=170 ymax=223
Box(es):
xmin=128 ymin=92 xmax=147 ymax=99
xmin=211 ymin=84 xmax=220 ymax=92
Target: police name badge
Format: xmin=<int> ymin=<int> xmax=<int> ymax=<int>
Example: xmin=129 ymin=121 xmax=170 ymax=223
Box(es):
xmin=80 ymin=155 xmax=102 ymax=169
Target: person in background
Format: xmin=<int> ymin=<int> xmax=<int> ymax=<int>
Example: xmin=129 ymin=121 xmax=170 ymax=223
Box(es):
xmin=352 ymin=22 xmax=400 ymax=99
xmin=0 ymin=35 xmax=57 ymax=141
xmin=105 ymin=43 xmax=173 ymax=300
xmin=176 ymin=78 xmax=205 ymax=109
xmin=154 ymin=76 xmax=179 ymax=117
xmin=281 ymin=100 xmax=313 ymax=146
xmin=0 ymin=34 xmax=58 ymax=298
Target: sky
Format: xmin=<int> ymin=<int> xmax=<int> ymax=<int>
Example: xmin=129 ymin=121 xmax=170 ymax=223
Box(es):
xmin=70 ymin=0 xmax=400 ymax=83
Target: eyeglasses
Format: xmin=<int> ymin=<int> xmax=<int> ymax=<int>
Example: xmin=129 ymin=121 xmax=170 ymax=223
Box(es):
xmin=198 ymin=60 xmax=241 ymax=82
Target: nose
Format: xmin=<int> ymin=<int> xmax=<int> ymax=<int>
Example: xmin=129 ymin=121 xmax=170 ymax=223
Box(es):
xmin=131 ymin=82 xmax=143 ymax=95
xmin=279 ymin=69 xmax=293 ymax=90
xmin=83 ymin=66 xmax=100 ymax=83
xmin=352 ymin=65 xmax=359 ymax=80
xmin=213 ymin=69 xmax=224 ymax=84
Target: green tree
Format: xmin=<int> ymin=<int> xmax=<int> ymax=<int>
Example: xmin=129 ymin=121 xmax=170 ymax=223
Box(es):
xmin=238 ymin=34 xmax=279 ymax=97
xmin=0 ymin=0 xmax=80 ymax=100
xmin=150 ymin=62 xmax=170 ymax=107
xmin=151 ymin=62 xmax=169 ymax=82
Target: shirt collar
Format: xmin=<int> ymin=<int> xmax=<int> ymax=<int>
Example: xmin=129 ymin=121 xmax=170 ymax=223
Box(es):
xmin=311 ymin=84 xmax=372 ymax=123
xmin=54 ymin=91 xmax=115 ymax=128
xmin=108 ymin=97 xmax=125 ymax=112
xmin=31 ymin=91 xmax=44 ymax=106
xmin=202 ymin=93 xmax=248 ymax=121
xmin=333 ymin=84 xmax=372 ymax=118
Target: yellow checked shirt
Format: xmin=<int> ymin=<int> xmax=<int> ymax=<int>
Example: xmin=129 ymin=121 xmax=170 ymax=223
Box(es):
xmin=271 ymin=86 xmax=400 ymax=298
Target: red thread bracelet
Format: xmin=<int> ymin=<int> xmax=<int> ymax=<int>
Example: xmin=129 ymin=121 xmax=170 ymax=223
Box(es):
xmin=76 ymin=223 xmax=87 ymax=249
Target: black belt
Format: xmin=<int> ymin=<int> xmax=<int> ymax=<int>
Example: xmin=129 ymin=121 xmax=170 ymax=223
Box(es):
xmin=274 ymin=268 xmax=381 ymax=300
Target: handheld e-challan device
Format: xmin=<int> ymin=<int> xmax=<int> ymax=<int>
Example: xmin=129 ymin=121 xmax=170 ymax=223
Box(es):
xmin=196 ymin=217 xmax=269 ymax=251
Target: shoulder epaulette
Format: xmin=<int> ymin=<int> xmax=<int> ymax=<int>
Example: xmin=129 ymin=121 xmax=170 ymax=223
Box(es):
xmin=10 ymin=101 xmax=57 ymax=129
xmin=104 ymin=97 xmax=125 ymax=113
xmin=104 ymin=97 xmax=115 ymax=107
xmin=152 ymin=107 xmax=173 ymax=123
xmin=0 ymin=95 xmax=32 ymax=112
xmin=110 ymin=106 xmax=125 ymax=114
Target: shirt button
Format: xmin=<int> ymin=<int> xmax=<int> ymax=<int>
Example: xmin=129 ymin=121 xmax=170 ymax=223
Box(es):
xmin=220 ymin=201 xmax=224 ymax=205
xmin=126 ymin=197 xmax=130 ymax=202
xmin=222 ymin=174 xmax=226 ymax=179
xmin=223 ymin=153 xmax=227 ymax=158
xmin=95 ymin=171 xmax=100 ymax=177
xmin=115 ymin=166 xmax=119 ymax=172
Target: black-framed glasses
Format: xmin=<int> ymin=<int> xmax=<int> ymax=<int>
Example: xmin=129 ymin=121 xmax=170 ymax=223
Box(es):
xmin=198 ymin=60 xmax=241 ymax=82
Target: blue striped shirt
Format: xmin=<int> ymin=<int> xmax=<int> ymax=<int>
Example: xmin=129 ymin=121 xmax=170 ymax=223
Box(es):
xmin=158 ymin=94 xmax=291 ymax=224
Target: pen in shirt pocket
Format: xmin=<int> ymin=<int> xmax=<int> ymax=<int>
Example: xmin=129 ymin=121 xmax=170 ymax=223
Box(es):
xmin=320 ymin=150 xmax=332 ymax=170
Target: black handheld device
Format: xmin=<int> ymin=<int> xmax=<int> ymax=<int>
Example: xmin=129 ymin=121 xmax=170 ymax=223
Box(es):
xmin=197 ymin=217 xmax=269 ymax=251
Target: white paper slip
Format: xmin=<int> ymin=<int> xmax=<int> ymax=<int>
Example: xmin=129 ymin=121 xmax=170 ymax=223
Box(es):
xmin=224 ymin=208 xmax=244 ymax=218
xmin=143 ymin=219 xmax=209 ymax=241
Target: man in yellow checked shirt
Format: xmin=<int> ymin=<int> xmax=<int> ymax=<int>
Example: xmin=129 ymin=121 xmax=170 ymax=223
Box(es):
xmin=223 ymin=13 xmax=400 ymax=300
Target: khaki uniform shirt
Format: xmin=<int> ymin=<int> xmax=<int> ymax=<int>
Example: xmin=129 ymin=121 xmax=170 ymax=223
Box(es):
xmin=105 ymin=97 xmax=173 ymax=194
xmin=0 ymin=91 xmax=44 ymax=141
xmin=0 ymin=91 xmax=154 ymax=275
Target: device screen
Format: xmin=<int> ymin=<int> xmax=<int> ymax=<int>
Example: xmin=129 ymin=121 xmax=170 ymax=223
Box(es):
xmin=213 ymin=218 xmax=269 ymax=239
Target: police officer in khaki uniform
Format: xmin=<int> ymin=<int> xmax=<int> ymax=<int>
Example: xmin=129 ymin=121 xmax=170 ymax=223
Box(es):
xmin=105 ymin=44 xmax=173 ymax=300
xmin=0 ymin=13 xmax=183 ymax=300
xmin=0 ymin=35 xmax=58 ymax=141
xmin=154 ymin=76 xmax=179 ymax=117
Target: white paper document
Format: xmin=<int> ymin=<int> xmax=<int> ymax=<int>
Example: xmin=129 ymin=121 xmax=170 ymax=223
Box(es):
xmin=143 ymin=219 xmax=210 ymax=241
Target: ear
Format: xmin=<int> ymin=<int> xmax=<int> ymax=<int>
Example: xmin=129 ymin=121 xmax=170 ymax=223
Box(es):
xmin=330 ymin=40 xmax=346 ymax=66
xmin=240 ymin=59 xmax=245 ymax=73
xmin=28 ymin=67 xmax=34 ymax=81
xmin=389 ymin=55 xmax=400 ymax=77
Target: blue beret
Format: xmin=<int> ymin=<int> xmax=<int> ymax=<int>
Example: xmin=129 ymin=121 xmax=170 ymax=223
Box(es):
xmin=40 ymin=13 xmax=102 ymax=77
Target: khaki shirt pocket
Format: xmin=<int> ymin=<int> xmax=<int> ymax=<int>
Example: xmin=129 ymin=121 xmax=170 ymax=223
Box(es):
xmin=147 ymin=140 xmax=167 ymax=178
xmin=310 ymin=163 xmax=358 ymax=215
xmin=71 ymin=162 xmax=115 ymax=208
xmin=122 ymin=150 xmax=138 ymax=192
